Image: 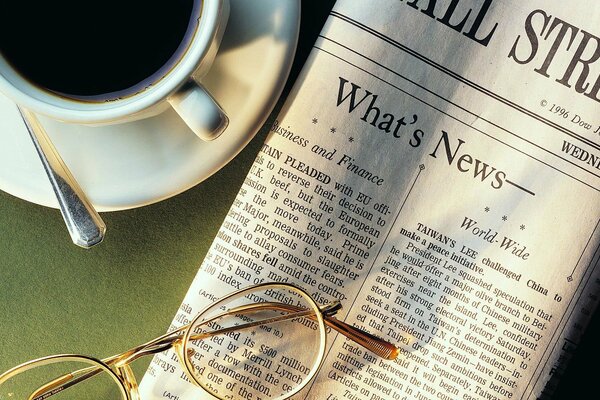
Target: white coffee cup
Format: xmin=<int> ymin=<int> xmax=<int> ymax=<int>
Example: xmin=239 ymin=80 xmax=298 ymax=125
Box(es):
xmin=0 ymin=0 xmax=229 ymax=141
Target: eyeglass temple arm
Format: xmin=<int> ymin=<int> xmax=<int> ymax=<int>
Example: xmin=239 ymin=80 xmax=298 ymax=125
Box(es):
xmin=219 ymin=302 xmax=399 ymax=360
xmin=27 ymin=367 xmax=103 ymax=400
xmin=105 ymin=302 xmax=342 ymax=367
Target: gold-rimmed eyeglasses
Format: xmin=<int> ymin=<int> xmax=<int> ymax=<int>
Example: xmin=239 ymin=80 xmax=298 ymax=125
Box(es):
xmin=0 ymin=282 xmax=399 ymax=400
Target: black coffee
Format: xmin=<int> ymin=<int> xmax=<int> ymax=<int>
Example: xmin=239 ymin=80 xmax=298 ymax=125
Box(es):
xmin=0 ymin=0 xmax=195 ymax=98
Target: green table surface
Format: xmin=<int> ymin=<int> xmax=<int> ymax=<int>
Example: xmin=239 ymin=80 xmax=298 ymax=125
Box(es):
xmin=0 ymin=2 xmax=595 ymax=398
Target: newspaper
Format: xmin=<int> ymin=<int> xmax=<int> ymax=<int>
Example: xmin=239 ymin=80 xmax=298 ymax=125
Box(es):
xmin=140 ymin=0 xmax=600 ymax=398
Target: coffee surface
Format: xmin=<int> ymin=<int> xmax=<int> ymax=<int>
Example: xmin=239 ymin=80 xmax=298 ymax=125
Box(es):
xmin=0 ymin=0 xmax=194 ymax=97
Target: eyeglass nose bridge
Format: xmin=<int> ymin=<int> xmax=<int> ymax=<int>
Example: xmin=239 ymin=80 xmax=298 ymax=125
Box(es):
xmin=173 ymin=340 xmax=201 ymax=387
xmin=113 ymin=363 xmax=140 ymax=400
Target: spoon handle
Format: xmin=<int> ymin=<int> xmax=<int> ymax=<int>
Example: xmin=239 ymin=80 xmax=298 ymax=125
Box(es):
xmin=18 ymin=107 xmax=106 ymax=248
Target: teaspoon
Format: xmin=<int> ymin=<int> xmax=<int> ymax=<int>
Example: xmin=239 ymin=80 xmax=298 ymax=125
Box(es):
xmin=17 ymin=106 xmax=106 ymax=248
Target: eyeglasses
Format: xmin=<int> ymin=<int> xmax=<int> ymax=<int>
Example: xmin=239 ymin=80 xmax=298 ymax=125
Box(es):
xmin=0 ymin=282 xmax=399 ymax=400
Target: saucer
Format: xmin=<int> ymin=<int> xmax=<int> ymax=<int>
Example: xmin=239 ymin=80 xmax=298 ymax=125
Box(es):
xmin=0 ymin=0 xmax=300 ymax=211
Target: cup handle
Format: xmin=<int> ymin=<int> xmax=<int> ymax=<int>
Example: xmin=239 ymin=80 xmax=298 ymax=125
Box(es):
xmin=168 ymin=81 xmax=229 ymax=141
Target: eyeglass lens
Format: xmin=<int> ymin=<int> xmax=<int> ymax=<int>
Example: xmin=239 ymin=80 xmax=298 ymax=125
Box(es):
xmin=184 ymin=285 xmax=326 ymax=400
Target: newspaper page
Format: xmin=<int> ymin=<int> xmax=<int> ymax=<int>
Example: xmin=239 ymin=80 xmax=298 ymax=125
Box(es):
xmin=140 ymin=0 xmax=600 ymax=399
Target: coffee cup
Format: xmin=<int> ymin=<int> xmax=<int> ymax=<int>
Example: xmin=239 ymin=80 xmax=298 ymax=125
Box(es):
xmin=0 ymin=0 xmax=230 ymax=141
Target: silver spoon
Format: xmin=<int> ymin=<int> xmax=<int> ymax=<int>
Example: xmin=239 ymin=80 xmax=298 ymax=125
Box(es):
xmin=17 ymin=106 xmax=106 ymax=248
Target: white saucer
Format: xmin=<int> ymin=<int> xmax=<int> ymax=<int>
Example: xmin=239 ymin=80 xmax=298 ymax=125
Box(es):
xmin=0 ymin=1 xmax=299 ymax=211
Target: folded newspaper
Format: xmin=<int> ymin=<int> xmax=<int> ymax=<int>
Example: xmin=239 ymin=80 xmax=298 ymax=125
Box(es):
xmin=140 ymin=0 xmax=600 ymax=398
